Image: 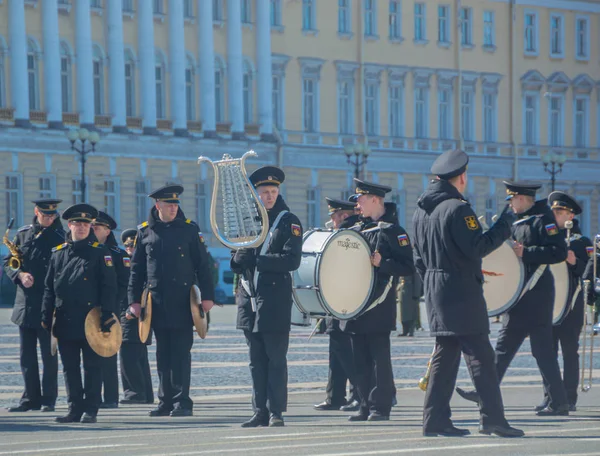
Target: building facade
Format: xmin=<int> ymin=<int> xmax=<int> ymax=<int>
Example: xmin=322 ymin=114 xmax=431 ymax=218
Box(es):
xmin=0 ymin=0 xmax=599 ymax=262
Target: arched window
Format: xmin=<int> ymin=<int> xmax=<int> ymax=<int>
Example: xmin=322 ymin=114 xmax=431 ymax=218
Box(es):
xmin=0 ymin=36 xmax=6 ymax=108
xmin=27 ymin=38 xmax=40 ymax=110
xmin=242 ymin=59 xmax=253 ymax=124
xmin=185 ymin=54 xmax=196 ymax=121
xmin=60 ymin=41 xmax=73 ymax=112
xmin=214 ymin=55 xmax=225 ymax=123
xmin=92 ymin=44 xmax=105 ymax=115
xmin=124 ymin=49 xmax=136 ymax=117
xmin=155 ymin=50 xmax=166 ymax=119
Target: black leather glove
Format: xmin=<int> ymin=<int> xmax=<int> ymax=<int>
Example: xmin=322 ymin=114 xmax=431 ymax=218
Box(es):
xmin=234 ymin=249 xmax=256 ymax=269
xmin=101 ymin=311 xmax=116 ymax=333
xmin=496 ymin=203 xmax=516 ymax=225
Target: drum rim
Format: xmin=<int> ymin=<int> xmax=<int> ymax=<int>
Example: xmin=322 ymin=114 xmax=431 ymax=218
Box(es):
xmin=551 ymin=261 xmax=573 ymax=326
xmin=486 ymin=241 xmax=526 ymax=317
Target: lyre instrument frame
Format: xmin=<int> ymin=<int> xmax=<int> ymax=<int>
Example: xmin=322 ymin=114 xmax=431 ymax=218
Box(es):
xmin=3 ymin=218 xmax=22 ymax=271
xmin=580 ymin=233 xmax=599 ymax=392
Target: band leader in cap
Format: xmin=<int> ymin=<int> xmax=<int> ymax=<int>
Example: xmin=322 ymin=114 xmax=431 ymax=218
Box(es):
xmin=32 ymin=198 xmax=62 ymax=215
xmin=431 ymin=149 xmax=469 ymax=180
xmin=249 ymin=166 xmax=285 ymax=188
xmin=62 ymin=203 xmax=98 ymax=223
xmin=548 ymin=191 xmax=582 ymax=215
xmin=148 ymin=184 xmax=184 ymax=204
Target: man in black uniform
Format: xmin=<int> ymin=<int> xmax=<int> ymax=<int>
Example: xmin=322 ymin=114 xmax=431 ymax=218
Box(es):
xmin=5 ymin=199 xmax=64 ymax=413
xmin=343 ymin=179 xmax=414 ymax=422
xmin=92 ymin=211 xmax=129 ymax=409
xmin=127 ymin=184 xmax=215 ymax=417
xmin=457 ymin=181 xmax=569 ymax=416
xmin=413 ymin=149 xmax=523 ymax=437
xmin=231 ymin=166 xmax=302 ymax=427
xmin=534 ymin=192 xmax=592 ymax=412
xmin=41 ymin=203 xmax=118 ymax=423
xmin=314 ymin=198 xmax=360 ymax=412
xmin=119 ymin=228 xmax=154 ymax=405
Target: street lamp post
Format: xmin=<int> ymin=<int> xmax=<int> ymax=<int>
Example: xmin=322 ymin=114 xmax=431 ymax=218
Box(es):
xmin=67 ymin=128 xmax=100 ymax=203
xmin=344 ymin=144 xmax=371 ymax=179
xmin=542 ymin=152 xmax=567 ymax=192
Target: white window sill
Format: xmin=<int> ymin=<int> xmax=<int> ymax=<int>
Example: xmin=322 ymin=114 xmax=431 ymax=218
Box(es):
xmin=524 ymin=49 xmax=539 ymax=57
xmin=154 ymin=12 xmax=165 ymax=23
xmin=302 ymin=29 xmax=319 ymax=37
xmin=550 ymin=52 xmax=564 ymax=59
xmin=338 ymin=31 xmax=354 ymax=40
xmin=365 ymin=34 xmax=379 ymax=42
xmin=271 ymin=25 xmax=285 ymax=33
xmin=213 ymin=19 xmax=225 ymax=28
xmin=461 ymin=43 xmax=475 ymax=50
xmin=184 ymin=16 xmax=195 ymax=25
xmin=575 ymin=54 xmax=589 ymax=62
xmin=389 ymin=36 xmax=404 ymax=44
xmin=122 ymin=9 xmax=135 ymax=19
xmin=413 ymin=39 xmax=429 ymax=46
xmin=483 ymin=44 xmax=496 ymax=53
xmin=437 ymin=40 xmax=451 ymax=48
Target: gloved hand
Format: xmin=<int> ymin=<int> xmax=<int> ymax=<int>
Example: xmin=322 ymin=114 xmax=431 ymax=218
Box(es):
xmin=496 ymin=203 xmax=516 ymax=225
xmin=101 ymin=311 xmax=116 ymax=333
xmin=234 ymin=249 xmax=256 ymax=269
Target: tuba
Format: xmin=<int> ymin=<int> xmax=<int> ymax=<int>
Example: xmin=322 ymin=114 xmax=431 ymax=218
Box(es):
xmin=197 ymin=151 xmax=269 ymax=250
xmin=3 ymin=218 xmax=22 ymax=271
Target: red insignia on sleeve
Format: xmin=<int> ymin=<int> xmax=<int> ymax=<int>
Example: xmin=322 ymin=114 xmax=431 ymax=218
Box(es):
xmin=104 ymin=255 xmax=114 ymax=267
xmin=397 ymin=234 xmax=409 ymax=247
xmin=123 ymin=257 xmax=131 ymax=267
xmin=291 ymin=224 xmax=301 ymax=237
xmin=545 ymin=223 xmax=558 ymax=236
xmin=198 ymin=232 xmax=205 ymax=243
xmin=586 ymin=246 xmax=594 ymax=258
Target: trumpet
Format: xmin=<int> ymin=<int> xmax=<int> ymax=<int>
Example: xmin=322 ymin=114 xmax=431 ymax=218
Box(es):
xmin=580 ymin=234 xmax=599 ymax=392
xmin=418 ymin=345 xmax=437 ymax=391
xmin=3 ymin=218 xmax=22 ymax=271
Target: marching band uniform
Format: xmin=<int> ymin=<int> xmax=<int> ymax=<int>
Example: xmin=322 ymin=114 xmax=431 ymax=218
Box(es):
xmin=232 ymin=166 xmax=303 ymax=427
xmin=457 ymin=182 xmax=569 ymax=416
xmin=343 ymin=179 xmax=414 ymax=422
xmin=128 ymin=185 xmax=215 ymax=417
xmin=41 ymin=204 xmax=118 ymax=423
xmin=5 ymin=199 xmax=64 ymax=413
xmin=537 ymin=192 xmax=592 ymax=411
xmin=413 ymin=150 xmax=522 ymax=437
xmin=119 ymin=228 xmax=154 ymax=405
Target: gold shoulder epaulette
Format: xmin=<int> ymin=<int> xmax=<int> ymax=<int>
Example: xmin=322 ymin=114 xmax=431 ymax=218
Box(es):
xmin=52 ymin=243 xmax=67 ymax=253
xmin=137 ymin=221 xmax=149 ymax=230
xmin=89 ymin=241 xmax=103 ymax=248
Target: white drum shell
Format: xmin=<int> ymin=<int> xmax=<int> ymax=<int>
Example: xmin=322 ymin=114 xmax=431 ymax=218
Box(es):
xmin=551 ymin=262 xmax=571 ymax=325
xmin=291 ymin=301 xmax=311 ymax=327
xmin=484 ymin=241 xmax=525 ymax=317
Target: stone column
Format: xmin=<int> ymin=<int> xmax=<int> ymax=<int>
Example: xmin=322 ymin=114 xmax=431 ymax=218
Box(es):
xmin=76 ymin=0 xmax=95 ymax=127
xmin=9 ymin=0 xmax=31 ymax=127
xmin=169 ymin=0 xmax=187 ymax=136
xmin=256 ymin=0 xmax=273 ymax=141
xmin=138 ymin=0 xmax=157 ymax=134
xmin=198 ymin=0 xmax=217 ymax=138
xmin=227 ymin=0 xmax=244 ymax=139
xmin=42 ymin=0 xmax=63 ymax=128
xmin=107 ymin=0 xmax=127 ymax=132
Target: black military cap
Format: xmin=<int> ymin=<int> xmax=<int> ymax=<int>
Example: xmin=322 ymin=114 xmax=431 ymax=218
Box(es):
xmin=548 ymin=191 xmax=582 ymax=215
xmin=93 ymin=211 xmax=118 ymax=230
xmin=353 ymin=178 xmax=391 ymax=198
xmin=121 ymin=228 xmax=136 ymax=247
xmin=431 ymin=149 xmax=469 ymax=180
xmin=62 ymin=203 xmax=98 ymax=223
xmin=32 ymin=198 xmax=62 ymax=215
xmin=503 ymin=181 xmax=541 ymax=200
xmin=148 ymin=184 xmax=184 ymax=203
xmin=326 ymin=197 xmax=356 ymax=216
xmin=249 ymin=166 xmax=285 ymax=188
xmin=348 ymin=194 xmax=358 ymax=203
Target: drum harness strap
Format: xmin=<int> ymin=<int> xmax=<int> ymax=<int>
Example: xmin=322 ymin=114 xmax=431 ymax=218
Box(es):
xmin=239 ymin=211 xmax=288 ymax=312
xmin=567 ymin=233 xmax=583 ymax=311
xmin=362 ymin=222 xmax=395 ymax=314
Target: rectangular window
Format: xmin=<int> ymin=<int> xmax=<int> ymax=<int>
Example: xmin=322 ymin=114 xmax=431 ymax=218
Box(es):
xmin=438 ymin=5 xmax=449 ymax=43
xmin=338 ymin=0 xmax=350 ymax=33
xmin=460 ymin=7 xmax=472 ymax=45
xmin=93 ymin=60 xmax=102 ymax=115
xmin=39 ymin=176 xmax=55 ymax=198
xmin=524 ymin=94 xmax=537 ymax=145
xmin=365 ymin=82 xmax=378 ymax=135
xmin=338 ymin=81 xmax=352 ymax=134
xmin=27 ymin=54 xmax=38 ymax=110
xmin=72 ymin=178 xmax=84 ymax=205
xmin=125 ymin=62 xmax=135 ymax=117
xmin=461 ymin=90 xmax=473 ymax=141
xmin=483 ymin=11 xmax=494 ymax=47
xmin=272 ymin=75 xmax=282 ymax=129
xmin=215 ymin=68 xmax=224 ymax=122
xmin=243 ymin=72 xmax=252 ymax=124
xmin=122 ymin=0 xmax=134 ymax=12
xmin=576 ymin=17 xmax=589 ymax=59
xmin=61 ymin=56 xmax=70 ymax=112
xmin=575 ymin=98 xmax=588 ymax=148
xmin=104 ymin=179 xmax=118 ymax=220
xmin=303 ymin=78 xmax=316 ymax=132
xmin=136 ymin=180 xmax=149 ymax=224
xmin=307 ymin=188 xmax=318 ymax=228
xmin=550 ymin=14 xmax=563 ymax=56
xmin=549 ymin=96 xmax=562 ymax=147
xmin=0 ymin=56 xmax=5 ymax=108
xmin=364 ymin=0 xmax=376 ymax=36
xmin=213 ymin=0 xmax=223 ymax=21
xmin=483 ymin=93 xmax=496 ymax=142
xmin=389 ymin=85 xmax=403 ymax=137
xmin=485 ymin=197 xmax=496 ymax=227
xmin=196 ymin=183 xmax=209 ymax=232
xmin=184 ymin=0 xmax=193 ymax=17
xmin=153 ymin=0 xmax=163 ymax=14
xmin=415 ymin=87 xmax=426 ymax=138
xmin=155 ymin=66 xmax=164 ymax=119
xmin=302 ymin=0 xmax=315 ymax=30
xmin=91 ymin=0 xmax=102 ymax=8
xmin=241 ymin=0 xmax=251 ymax=23
xmin=5 ymin=175 xmax=21 ymax=226
xmin=270 ymin=0 xmax=281 ymax=26
xmin=524 ymin=12 xmax=537 ymax=53
xmin=414 ymin=3 xmax=426 ymax=41
xmin=389 ymin=0 xmax=401 ymax=39
xmin=186 ymin=68 xmax=194 ymax=121
xmin=438 ymin=89 xmax=451 ymax=139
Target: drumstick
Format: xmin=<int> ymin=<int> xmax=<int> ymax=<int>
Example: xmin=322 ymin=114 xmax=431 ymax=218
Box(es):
xmin=307 ymin=318 xmax=323 ymax=341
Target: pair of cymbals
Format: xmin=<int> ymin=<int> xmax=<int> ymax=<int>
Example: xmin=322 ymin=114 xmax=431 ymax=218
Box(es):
xmin=139 ymin=288 xmax=152 ymax=343
xmin=84 ymin=307 xmax=123 ymax=357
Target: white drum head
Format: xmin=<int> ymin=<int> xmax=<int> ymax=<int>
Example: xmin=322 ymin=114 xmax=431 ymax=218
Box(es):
xmin=483 ymin=241 xmax=525 ymax=317
xmin=551 ymin=262 xmax=571 ymax=325
xmin=318 ymin=230 xmax=374 ymax=320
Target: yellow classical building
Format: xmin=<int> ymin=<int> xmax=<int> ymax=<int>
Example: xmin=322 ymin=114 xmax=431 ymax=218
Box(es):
xmin=0 ymin=0 xmax=599 ymax=290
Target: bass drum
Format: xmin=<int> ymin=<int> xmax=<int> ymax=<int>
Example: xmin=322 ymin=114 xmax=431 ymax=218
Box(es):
xmin=484 ymin=241 xmax=525 ymax=317
xmin=551 ymin=262 xmax=571 ymax=325
xmin=293 ymin=229 xmax=374 ymax=320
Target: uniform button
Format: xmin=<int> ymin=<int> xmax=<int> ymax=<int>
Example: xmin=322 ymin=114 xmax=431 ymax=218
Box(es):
xmin=178 ymin=247 xmax=181 ymax=250
xmin=88 ymin=302 xmax=92 ymax=306
xmin=84 ymin=277 xmax=87 ymax=281
xmin=181 ymin=254 xmax=184 ymax=257
xmin=184 ymin=282 xmax=187 ymax=286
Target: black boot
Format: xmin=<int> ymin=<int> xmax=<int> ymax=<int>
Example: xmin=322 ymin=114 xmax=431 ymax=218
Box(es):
xmin=241 ymin=411 xmax=269 ymax=428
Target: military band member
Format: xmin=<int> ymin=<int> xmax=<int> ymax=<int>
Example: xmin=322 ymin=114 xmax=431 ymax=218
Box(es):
xmin=127 ymin=185 xmax=215 ymax=417
xmin=314 ymin=198 xmax=360 ymax=412
xmin=92 ymin=211 xmax=128 ymax=409
xmin=41 ymin=204 xmax=118 ymax=423
xmin=119 ymin=228 xmax=154 ymax=405
xmin=396 ymin=270 xmax=423 ymax=337
xmin=457 ymin=181 xmax=569 ymax=416
xmin=413 ymin=150 xmax=523 ymax=437
xmin=4 ymin=199 xmax=64 ymax=413
xmin=534 ymin=192 xmax=592 ymax=412
xmin=231 ymin=166 xmax=303 ymax=427
xmin=343 ymin=179 xmax=414 ymax=422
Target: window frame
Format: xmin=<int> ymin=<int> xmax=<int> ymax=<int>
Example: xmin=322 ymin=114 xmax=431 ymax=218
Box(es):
xmin=5 ymin=173 xmax=23 ymax=227
xmin=414 ymin=87 xmax=428 ymax=138
xmin=27 ymin=39 xmax=40 ymax=111
xmin=461 ymin=88 xmax=474 ymax=141
xmin=103 ymin=177 xmax=120 ymax=225
xmin=60 ymin=42 xmax=73 ymax=113
xmin=270 ymin=0 xmax=282 ymax=27
xmin=364 ymin=81 xmax=379 ymax=136
xmin=522 ymin=91 xmax=540 ymax=145
xmin=573 ymin=95 xmax=589 ymax=148
xmin=364 ymin=0 xmax=378 ymax=38
xmin=338 ymin=0 xmax=351 ymax=34
xmin=547 ymin=94 xmax=564 ymax=147
xmin=388 ymin=83 xmax=404 ymax=137
xmin=460 ymin=7 xmax=473 ymax=46
xmin=135 ymin=179 xmax=150 ymax=224
xmin=302 ymin=77 xmax=318 ymax=133
xmin=483 ymin=92 xmax=497 ymax=143
xmin=302 ymin=0 xmax=316 ymax=31
xmin=575 ymin=15 xmax=590 ymax=61
xmin=438 ymin=5 xmax=450 ymax=44
xmin=414 ymin=3 xmax=426 ymax=42
xmin=483 ymin=10 xmax=495 ymax=49
xmin=438 ymin=88 xmax=452 ymax=140
xmin=524 ymin=10 xmax=538 ymax=56
xmin=550 ymin=12 xmax=565 ymax=58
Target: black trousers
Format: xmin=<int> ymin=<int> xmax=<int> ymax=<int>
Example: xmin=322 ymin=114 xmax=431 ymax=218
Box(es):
xmin=244 ymin=331 xmax=290 ymax=413
xmin=423 ymin=335 xmax=507 ymax=431
xmin=101 ymin=354 xmax=119 ymax=404
xmin=120 ymin=343 xmax=154 ymax=403
xmin=58 ymin=338 xmax=102 ymax=416
xmin=495 ymin=322 xmax=568 ymax=409
xmin=351 ymin=332 xmax=394 ymax=415
xmin=154 ymin=328 xmax=194 ymax=411
xmin=326 ymin=331 xmax=358 ymax=406
xmin=18 ymin=327 xmax=58 ymax=408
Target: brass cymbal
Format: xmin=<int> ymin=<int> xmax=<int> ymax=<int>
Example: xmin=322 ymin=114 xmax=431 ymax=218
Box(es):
xmin=84 ymin=307 xmax=122 ymax=358
xmin=190 ymin=285 xmax=207 ymax=339
xmin=139 ymin=288 xmax=152 ymax=344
